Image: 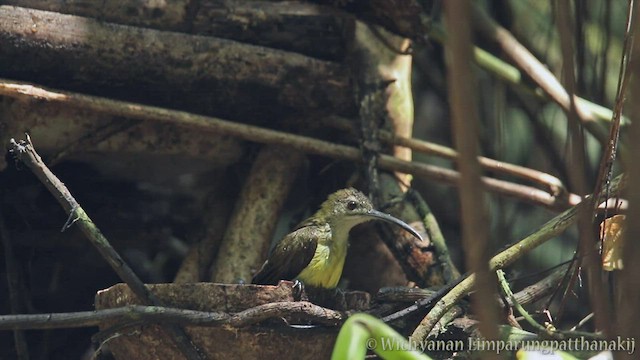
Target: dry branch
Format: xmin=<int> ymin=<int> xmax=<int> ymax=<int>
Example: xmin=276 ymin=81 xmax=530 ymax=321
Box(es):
xmin=0 ymin=79 xmax=576 ymax=211
xmin=8 ymin=137 xmax=205 ymax=360
xmin=504 ymin=263 xmax=572 ymax=307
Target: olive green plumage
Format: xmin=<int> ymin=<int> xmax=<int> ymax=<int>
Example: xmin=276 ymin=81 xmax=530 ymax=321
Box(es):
xmin=252 ymin=188 xmax=422 ymax=289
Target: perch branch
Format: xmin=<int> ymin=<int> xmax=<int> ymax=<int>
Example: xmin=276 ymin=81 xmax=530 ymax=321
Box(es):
xmin=0 ymin=302 xmax=344 ymax=330
xmin=0 ymin=79 xmax=578 ymax=211
xmin=227 ymin=301 xmax=344 ymax=327
xmin=8 ymin=137 xmax=205 ymax=360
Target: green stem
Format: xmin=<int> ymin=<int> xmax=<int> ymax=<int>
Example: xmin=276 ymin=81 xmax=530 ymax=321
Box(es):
xmin=497 ymin=270 xmax=555 ymax=336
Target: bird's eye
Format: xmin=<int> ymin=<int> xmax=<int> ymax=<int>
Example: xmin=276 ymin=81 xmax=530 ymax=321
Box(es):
xmin=347 ymin=200 xmax=357 ymax=210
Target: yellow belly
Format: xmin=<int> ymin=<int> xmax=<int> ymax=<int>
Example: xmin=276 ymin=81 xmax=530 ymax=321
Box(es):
xmin=296 ymin=243 xmax=346 ymax=288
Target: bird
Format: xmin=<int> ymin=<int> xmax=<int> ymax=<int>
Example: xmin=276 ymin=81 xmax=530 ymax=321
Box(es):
xmin=251 ymin=188 xmax=423 ymax=289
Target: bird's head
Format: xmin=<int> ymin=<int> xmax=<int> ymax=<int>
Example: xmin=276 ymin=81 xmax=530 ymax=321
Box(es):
xmin=318 ymin=188 xmax=422 ymax=240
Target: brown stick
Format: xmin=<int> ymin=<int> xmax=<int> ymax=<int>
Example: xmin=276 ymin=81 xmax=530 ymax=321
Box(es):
xmin=444 ymin=0 xmax=499 ymax=348
xmin=321 ymin=116 xmax=576 ymax=204
xmin=617 ymin=0 xmax=640 ymax=355
xmin=386 ymin=132 xmax=572 ymax=199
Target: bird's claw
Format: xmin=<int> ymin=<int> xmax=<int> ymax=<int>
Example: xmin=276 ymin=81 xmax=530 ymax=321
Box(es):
xmin=292 ymin=280 xmax=308 ymax=301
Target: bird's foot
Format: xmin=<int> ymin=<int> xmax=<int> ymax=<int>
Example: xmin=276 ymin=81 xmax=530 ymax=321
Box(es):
xmin=292 ymin=280 xmax=309 ymax=301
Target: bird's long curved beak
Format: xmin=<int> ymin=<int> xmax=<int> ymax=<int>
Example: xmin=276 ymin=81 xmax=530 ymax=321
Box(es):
xmin=366 ymin=210 xmax=423 ymax=241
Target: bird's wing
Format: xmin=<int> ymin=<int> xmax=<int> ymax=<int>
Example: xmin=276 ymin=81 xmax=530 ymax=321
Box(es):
xmin=251 ymin=223 xmax=319 ymax=285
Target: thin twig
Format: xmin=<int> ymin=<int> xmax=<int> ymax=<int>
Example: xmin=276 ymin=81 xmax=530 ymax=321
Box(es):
xmin=506 ymin=262 xmax=572 ymax=307
xmin=381 ymin=274 xmax=466 ymax=323
xmin=408 ymin=189 xmax=461 ymax=282
xmin=8 ymin=137 xmax=205 ymax=360
xmin=385 ymin=132 xmax=572 ymax=199
xmin=497 ymin=269 xmax=604 ymax=341
xmin=0 ymin=79 xmax=578 ymax=211
xmin=470 ymin=4 xmax=613 ymax=147
xmin=323 ymin=116 xmax=574 ymax=200
xmin=427 ymin=22 xmax=625 ymax=134
xmin=409 ymin=174 xmax=625 ymax=342
xmin=571 ymin=313 xmax=594 ymax=332
xmin=47 ymin=119 xmax=139 ymax=166
xmin=497 ymin=270 xmax=559 ymax=338
xmin=381 ymin=262 xmax=570 ymax=325
xmin=592 ymin=0 xmax=635 ymax=218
